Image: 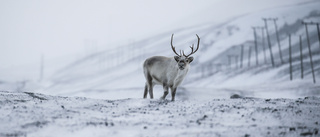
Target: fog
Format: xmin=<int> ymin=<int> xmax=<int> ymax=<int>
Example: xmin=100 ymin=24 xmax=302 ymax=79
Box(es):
xmin=0 ymin=0 xmax=215 ymax=68
xmin=0 ymin=0 xmax=304 ymax=69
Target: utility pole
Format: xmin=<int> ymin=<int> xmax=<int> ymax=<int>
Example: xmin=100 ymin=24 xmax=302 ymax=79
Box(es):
xmin=318 ymin=23 xmax=320 ymax=51
xmin=235 ymin=55 xmax=239 ymax=69
xmin=302 ymin=21 xmax=316 ymax=83
xmin=248 ymin=46 xmax=252 ymax=67
xmin=289 ymin=34 xmax=292 ymax=81
xmin=299 ymin=35 xmax=304 ymax=79
xmin=263 ymin=18 xmax=275 ymax=67
xmin=261 ymin=27 xmax=267 ymax=64
xmin=302 ymin=21 xmax=320 ymax=54
xmin=240 ymin=45 xmax=244 ymax=68
xmin=252 ymin=27 xmax=259 ymax=66
xmin=254 ymin=26 xmax=267 ymax=64
xmin=263 ymin=18 xmax=284 ymax=64
xmin=272 ymin=18 xmax=284 ymax=64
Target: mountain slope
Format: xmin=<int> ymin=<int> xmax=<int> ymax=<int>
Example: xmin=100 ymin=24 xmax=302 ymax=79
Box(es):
xmin=44 ymin=1 xmax=320 ymax=98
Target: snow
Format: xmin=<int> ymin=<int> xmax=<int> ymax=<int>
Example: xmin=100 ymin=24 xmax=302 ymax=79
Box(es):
xmin=1 ymin=0 xmax=320 ymax=136
xmin=1 ymin=91 xmax=319 ymax=137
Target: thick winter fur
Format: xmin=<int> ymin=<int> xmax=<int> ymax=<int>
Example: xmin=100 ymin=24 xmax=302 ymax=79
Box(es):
xmin=143 ymin=56 xmax=192 ymax=101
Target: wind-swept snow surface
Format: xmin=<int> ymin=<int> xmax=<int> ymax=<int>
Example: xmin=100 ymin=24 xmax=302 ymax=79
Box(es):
xmin=0 ymin=91 xmax=319 ymax=137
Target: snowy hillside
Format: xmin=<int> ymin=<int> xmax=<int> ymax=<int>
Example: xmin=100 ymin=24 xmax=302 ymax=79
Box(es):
xmin=40 ymin=1 xmax=320 ymax=99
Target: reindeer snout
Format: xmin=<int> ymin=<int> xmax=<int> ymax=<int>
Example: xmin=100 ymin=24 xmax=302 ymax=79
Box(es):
xmin=178 ymin=63 xmax=185 ymax=70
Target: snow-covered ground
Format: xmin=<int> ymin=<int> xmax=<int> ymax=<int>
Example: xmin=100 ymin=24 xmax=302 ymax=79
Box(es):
xmin=1 ymin=91 xmax=319 ymax=137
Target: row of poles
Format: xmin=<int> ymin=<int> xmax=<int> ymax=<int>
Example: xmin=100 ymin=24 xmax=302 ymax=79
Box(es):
xmin=252 ymin=18 xmax=281 ymax=67
xmin=227 ymin=18 xmax=280 ymax=69
xmin=282 ymin=21 xmax=319 ymax=83
xmin=38 ymin=19 xmax=319 ymax=84
xmin=96 ymin=43 xmax=148 ymax=70
xmin=37 ymin=40 xmax=149 ymax=81
xmin=288 ymin=21 xmax=320 ymax=83
xmin=226 ymin=18 xmax=282 ymax=69
xmin=221 ymin=19 xmax=319 ymax=84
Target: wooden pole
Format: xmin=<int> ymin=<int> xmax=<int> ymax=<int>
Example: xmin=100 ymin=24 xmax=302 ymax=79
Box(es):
xmin=299 ymin=35 xmax=304 ymax=79
xmin=317 ymin=23 xmax=320 ymax=53
xmin=240 ymin=45 xmax=244 ymax=68
xmin=235 ymin=55 xmax=239 ymax=69
xmin=302 ymin=22 xmax=320 ymax=54
xmin=248 ymin=46 xmax=252 ymax=67
xmin=304 ymin=22 xmax=316 ymax=83
xmin=289 ymin=34 xmax=292 ymax=81
xmin=273 ymin=19 xmax=284 ymax=64
xmin=263 ymin=18 xmax=275 ymax=67
xmin=252 ymin=27 xmax=259 ymax=66
xmin=261 ymin=28 xmax=267 ymax=64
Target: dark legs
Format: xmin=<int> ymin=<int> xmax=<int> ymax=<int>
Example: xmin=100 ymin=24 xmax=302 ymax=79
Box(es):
xmin=161 ymin=85 xmax=169 ymax=100
xmin=144 ymin=82 xmax=176 ymax=101
xmin=144 ymin=72 xmax=154 ymax=99
xmin=148 ymin=84 xmax=154 ymax=99
xmin=143 ymin=83 xmax=148 ymax=98
xmin=143 ymin=83 xmax=154 ymax=99
xmin=161 ymin=86 xmax=177 ymax=101
xmin=170 ymin=87 xmax=177 ymax=101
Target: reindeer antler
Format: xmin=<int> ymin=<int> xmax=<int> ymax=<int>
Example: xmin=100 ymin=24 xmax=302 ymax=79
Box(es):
xmin=171 ymin=34 xmax=180 ymax=56
xmin=171 ymin=34 xmax=200 ymax=57
xmin=184 ymin=34 xmax=200 ymax=57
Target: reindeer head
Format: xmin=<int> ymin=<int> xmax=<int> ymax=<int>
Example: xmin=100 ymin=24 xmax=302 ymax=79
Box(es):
xmin=171 ymin=34 xmax=200 ymax=70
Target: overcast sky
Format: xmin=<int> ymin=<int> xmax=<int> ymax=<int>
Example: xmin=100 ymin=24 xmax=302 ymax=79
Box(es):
xmin=0 ymin=0 xmax=307 ymax=69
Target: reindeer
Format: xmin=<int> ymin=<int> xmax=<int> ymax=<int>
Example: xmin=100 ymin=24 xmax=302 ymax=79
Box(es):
xmin=143 ymin=34 xmax=200 ymax=101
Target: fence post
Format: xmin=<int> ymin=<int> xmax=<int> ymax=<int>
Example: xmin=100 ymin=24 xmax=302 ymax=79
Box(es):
xmin=252 ymin=27 xmax=259 ymax=66
xmin=303 ymin=22 xmax=316 ymax=83
xmin=317 ymin=23 xmax=320 ymax=52
xmin=248 ymin=46 xmax=252 ymax=67
xmin=299 ymin=35 xmax=304 ymax=79
xmin=240 ymin=45 xmax=244 ymax=68
xmin=273 ymin=18 xmax=284 ymax=64
xmin=263 ymin=18 xmax=275 ymax=67
xmin=235 ymin=55 xmax=239 ymax=69
xmin=261 ymin=27 xmax=267 ymax=64
xmin=289 ymin=34 xmax=292 ymax=81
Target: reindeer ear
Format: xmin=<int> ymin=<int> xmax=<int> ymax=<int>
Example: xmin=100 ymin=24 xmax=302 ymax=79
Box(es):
xmin=174 ymin=56 xmax=180 ymax=62
xmin=187 ymin=56 xmax=194 ymax=63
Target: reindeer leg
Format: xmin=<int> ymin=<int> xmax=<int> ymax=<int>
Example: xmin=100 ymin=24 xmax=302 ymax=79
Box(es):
xmin=143 ymin=83 xmax=148 ymax=99
xmin=146 ymin=72 xmax=154 ymax=99
xmin=171 ymin=87 xmax=177 ymax=101
xmin=161 ymin=84 xmax=169 ymax=100
xmin=149 ymin=84 xmax=154 ymax=99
